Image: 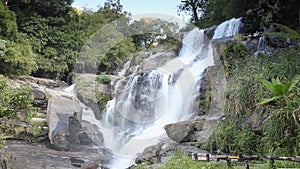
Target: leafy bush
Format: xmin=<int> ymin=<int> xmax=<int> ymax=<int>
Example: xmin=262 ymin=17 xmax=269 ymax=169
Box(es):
xmin=95 ymin=73 xmax=111 ymax=84
xmin=0 ymin=75 xmax=36 ymax=121
xmin=0 ymin=38 xmax=36 ymax=76
xmin=95 ymin=91 xmax=111 ymax=111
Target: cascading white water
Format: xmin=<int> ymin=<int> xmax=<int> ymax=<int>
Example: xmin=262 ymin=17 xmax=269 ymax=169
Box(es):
xmin=96 ymin=18 xmax=242 ymax=169
xmin=257 ymin=36 xmax=266 ymax=52
xmin=213 ymin=18 xmax=242 ymax=39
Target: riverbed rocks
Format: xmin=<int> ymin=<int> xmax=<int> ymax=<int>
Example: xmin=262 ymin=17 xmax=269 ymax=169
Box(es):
xmin=0 ymin=140 xmax=111 ymax=169
xmin=135 ymin=141 xmax=210 ymax=166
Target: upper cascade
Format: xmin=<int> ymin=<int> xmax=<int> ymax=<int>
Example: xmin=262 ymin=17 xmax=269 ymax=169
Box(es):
xmin=213 ymin=18 xmax=242 ymax=39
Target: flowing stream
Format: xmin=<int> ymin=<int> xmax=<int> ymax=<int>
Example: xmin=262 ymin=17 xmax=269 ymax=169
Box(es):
xmin=74 ymin=18 xmax=242 ymax=169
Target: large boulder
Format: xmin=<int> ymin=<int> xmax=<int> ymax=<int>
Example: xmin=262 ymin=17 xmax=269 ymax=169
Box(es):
xmin=46 ymin=94 xmax=107 ymax=154
xmin=164 ymin=119 xmax=204 ymax=143
xmin=47 ymin=94 xmax=82 ymax=150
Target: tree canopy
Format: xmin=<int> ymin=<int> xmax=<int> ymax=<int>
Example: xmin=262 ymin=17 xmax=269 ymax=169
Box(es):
xmin=178 ymin=0 xmax=300 ymax=31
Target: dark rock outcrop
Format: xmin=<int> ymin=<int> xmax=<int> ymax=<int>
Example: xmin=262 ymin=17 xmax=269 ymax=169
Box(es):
xmin=204 ymin=26 xmax=217 ymax=40
xmin=0 ymin=140 xmax=111 ymax=169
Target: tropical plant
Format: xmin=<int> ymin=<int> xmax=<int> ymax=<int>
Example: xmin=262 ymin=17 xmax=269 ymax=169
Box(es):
xmin=258 ymin=76 xmax=300 ymax=105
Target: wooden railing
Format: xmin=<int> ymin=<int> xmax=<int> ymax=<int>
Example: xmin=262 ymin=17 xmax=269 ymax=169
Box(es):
xmin=264 ymin=154 xmax=300 ymax=169
xmin=191 ymin=153 xmax=300 ymax=169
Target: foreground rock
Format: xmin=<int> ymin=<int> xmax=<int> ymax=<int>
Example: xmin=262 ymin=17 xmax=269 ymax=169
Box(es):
xmin=164 ymin=118 xmax=205 ymax=143
xmin=135 ymin=141 xmax=209 ymax=166
xmin=46 ymin=94 xmax=111 ymax=159
xmin=0 ymin=140 xmax=110 ymax=169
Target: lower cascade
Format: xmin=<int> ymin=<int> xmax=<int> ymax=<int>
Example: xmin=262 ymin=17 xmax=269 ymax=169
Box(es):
xmin=75 ymin=18 xmax=242 ymax=168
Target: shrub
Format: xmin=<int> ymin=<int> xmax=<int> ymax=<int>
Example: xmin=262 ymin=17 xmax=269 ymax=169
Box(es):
xmin=95 ymin=91 xmax=111 ymax=111
xmin=95 ymin=73 xmax=111 ymax=84
xmin=0 ymin=75 xmax=36 ymax=121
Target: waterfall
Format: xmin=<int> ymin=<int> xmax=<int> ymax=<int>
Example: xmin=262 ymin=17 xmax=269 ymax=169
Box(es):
xmin=257 ymin=36 xmax=266 ymax=52
xmin=213 ymin=18 xmax=242 ymax=39
xmin=95 ymin=18 xmax=242 ymax=169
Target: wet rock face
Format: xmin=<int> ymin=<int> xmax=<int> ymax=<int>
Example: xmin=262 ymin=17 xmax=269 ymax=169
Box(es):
xmin=204 ymin=26 xmax=217 ymax=40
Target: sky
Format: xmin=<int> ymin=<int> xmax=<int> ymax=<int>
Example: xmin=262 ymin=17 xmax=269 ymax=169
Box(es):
xmin=72 ymin=0 xmax=189 ymax=20
xmin=73 ymin=0 xmax=180 ymax=15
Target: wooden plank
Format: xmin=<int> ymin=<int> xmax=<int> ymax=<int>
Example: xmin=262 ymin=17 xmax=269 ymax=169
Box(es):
xmin=228 ymin=155 xmax=239 ymax=159
xmin=214 ymin=155 xmax=227 ymax=160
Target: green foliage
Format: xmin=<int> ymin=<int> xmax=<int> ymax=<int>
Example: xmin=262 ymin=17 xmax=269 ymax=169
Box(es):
xmin=258 ymin=76 xmax=299 ymax=105
xmin=130 ymin=162 xmax=149 ymax=169
xmin=226 ymin=50 xmax=300 ymax=115
xmin=0 ymin=75 xmax=36 ymax=121
xmin=0 ymin=125 xmax=4 ymax=149
xmin=264 ymin=23 xmax=300 ymax=39
xmin=0 ymin=38 xmax=36 ymax=76
xmin=222 ymin=41 xmax=252 ymax=75
xmin=179 ymin=0 xmax=300 ymax=32
xmin=0 ymin=2 xmax=17 ymax=39
xmin=18 ymin=14 xmax=82 ymax=79
xmin=95 ymin=73 xmax=111 ymax=84
xmin=159 ymin=153 xmax=230 ymax=169
xmin=218 ymin=50 xmax=300 ymax=156
xmin=95 ymin=91 xmax=111 ymax=111
xmin=130 ymin=18 xmax=179 ymax=50
xmin=177 ymin=0 xmax=208 ymax=22
xmin=203 ymin=116 xmax=260 ymax=154
xmin=0 ymin=3 xmax=36 ymax=76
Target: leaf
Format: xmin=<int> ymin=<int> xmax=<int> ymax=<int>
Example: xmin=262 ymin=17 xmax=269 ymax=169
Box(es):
xmin=288 ymin=76 xmax=300 ymax=92
xmin=259 ymin=78 xmax=277 ymax=95
xmin=257 ymin=96 xmax=282 ymax=105
xmin=271 ymin=77 xmax=282 ymax=86
xmin=282 ymin=81 xmax=293 ymax=94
